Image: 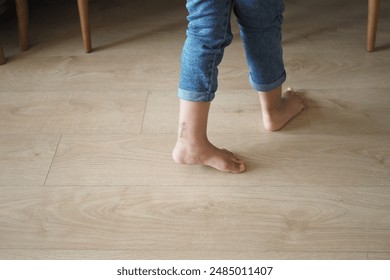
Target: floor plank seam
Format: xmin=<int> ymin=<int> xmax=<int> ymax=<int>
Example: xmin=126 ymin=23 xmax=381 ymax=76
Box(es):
xmin=139 ymin=90 xmax=151 ymax=135
xmin=43 ymin=134 xmax=63 ymax=187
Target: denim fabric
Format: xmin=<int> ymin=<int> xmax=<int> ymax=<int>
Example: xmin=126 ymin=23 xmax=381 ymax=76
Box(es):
xmin=178 ymin=0 xmax=286 ymax=102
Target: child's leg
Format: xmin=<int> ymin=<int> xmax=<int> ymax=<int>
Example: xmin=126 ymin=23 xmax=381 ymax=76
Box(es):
xmin=259 ymin=86 xmax=305 ymax=131
xmin=173 ymin=0 xmax=246 ymax=173
xmin=234 ymin=0 xmax=305 ymax=130
xmin=178 ymin=0 xmax=235 ymax=102
xmin=172 ymin=99 xmax=245 ymax=173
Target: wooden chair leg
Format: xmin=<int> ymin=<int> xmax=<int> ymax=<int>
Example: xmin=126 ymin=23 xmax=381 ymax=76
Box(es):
xmin=367 ymin=0 xmax=380 ymax=52
xmin=77 ymin=0 xmax=92 ymax=53
xmin=0 ymin=48 xmax=5 ymax=65
xmin=15 ymin=0 xmax=29 ymax=51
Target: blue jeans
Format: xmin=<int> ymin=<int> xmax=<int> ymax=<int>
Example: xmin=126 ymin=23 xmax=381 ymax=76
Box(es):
xmin=178 ymin=0 xmax=286 ymax=102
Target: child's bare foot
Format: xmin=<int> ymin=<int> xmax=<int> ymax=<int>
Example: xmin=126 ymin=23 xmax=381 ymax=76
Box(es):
xmin=172 ymin=140 xmax=246 ymax=173
xmin=260 ymin=87 xmax=305 ymax=131
xmin=173 ymin=99 xmax=245 ymax=173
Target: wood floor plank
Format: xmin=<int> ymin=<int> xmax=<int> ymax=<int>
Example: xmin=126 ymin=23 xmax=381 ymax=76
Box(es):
xmin=45 ymin=134 xmax=390 ymax=187
xmin=0 ymin=0 xmax=389 ymax=261
xmin=142 ymin=88 xmax=390 ymax=135
xmin=368 ymin=253 xmax=390 ymax=260
xmin=298 ymin=88 xmax=390 ymax=135
xmin=0 ymin=52 xmax=181 ymax=93
xmin=282 ymin=1 xmax=390 ymax=54
xmin=0 ymin=249 xmax=368 ymax=260
xmin=0 ymin=186 xmax=389 ymax=254
xmin=283 ymin=52 xmax=390 ymax=91
xmin=0 ymin=91 xmax=148 ymax=134
xmin=0 ymin=135 xmax=60 ymax=186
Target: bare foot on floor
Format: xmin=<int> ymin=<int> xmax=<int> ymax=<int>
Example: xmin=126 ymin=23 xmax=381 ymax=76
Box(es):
xmin=261 ymin=88 xmax=305 ymax=131
xmin=172 ymin=140 xmax=246 ymax=173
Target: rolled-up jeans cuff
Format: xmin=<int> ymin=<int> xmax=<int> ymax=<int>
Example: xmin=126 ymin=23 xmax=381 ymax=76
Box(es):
xmin=249 ymin=71 xmax=286 ymax=92
xmin=178 ymin=88 xmax=215 ymax=102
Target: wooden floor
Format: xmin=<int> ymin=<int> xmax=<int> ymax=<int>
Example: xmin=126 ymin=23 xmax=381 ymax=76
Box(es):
xmin=0 ymin=0 xmax=389 ymax=260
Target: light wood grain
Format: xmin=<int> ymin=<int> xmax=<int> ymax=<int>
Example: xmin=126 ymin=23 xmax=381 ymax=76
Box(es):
xmin=0 ymin=91 xmax=148 ymax=134
xmin=368 ymin=253 xmax=390 ymax=260
xmin=44 ymin=134 xmax=390 ymax=187
xmin=284 ymin=52 xmax=390 ymax=90
xmin=0 ymin=0 xmax=389 ymax=260
xmin=0 ymin=53 xmax=181 ymax=92
xmin=0 ymin=135 xmax=60 ymax=185
xmin=0 ymin=186 xmax=389 ymax=255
